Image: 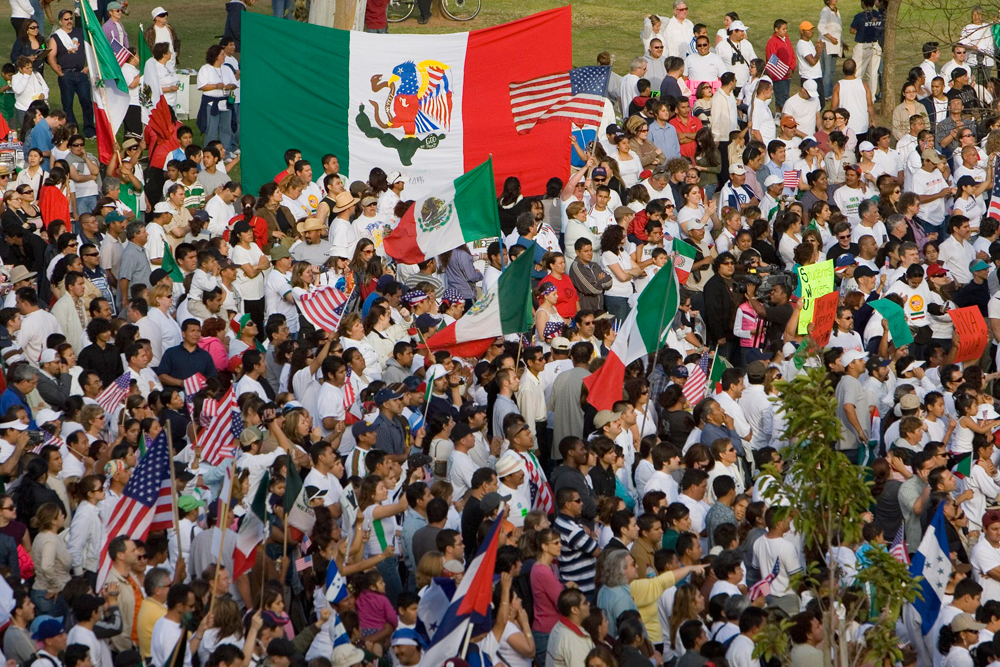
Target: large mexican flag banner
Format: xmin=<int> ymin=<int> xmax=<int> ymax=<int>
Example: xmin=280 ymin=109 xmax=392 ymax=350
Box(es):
xmin=241 ymin=8 xmax=571 ymax=198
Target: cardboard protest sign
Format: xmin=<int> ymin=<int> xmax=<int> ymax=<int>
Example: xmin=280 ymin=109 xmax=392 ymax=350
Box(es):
xmin=797 ymin=260 xmax=834 ymax=334
xmin=870 ymin=299 xmax=914 ymax=347
xmin=949 ymin=306 xmax=988 ymax=364
xmin=809 ymin=292 xmax=840 ymax=348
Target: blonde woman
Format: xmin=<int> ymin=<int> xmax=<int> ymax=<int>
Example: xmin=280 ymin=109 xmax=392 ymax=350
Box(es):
xmin=626 ymin=115 xmax=663 ymax=168
xmin=279 ymin=175 xmax=309 ymax=222
xmin=31 ymin=503 xmax=72 ymax=617
xmin=147 ymin=283 xmax=182 ymax=363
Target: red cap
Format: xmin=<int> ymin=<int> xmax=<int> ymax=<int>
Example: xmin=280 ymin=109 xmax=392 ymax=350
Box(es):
xmin=927 ymin=264 xmax=949 ymax=277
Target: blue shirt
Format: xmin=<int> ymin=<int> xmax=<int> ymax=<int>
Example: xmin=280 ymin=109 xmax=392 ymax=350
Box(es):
xmin=28 ymin=119 xmax=53 ymax=171
xmin=850 ymin=10 xmax=884 ymax=43
xmin=515 ymin=237 xmax=547 ymax=280
xmin=156 ymin=344 xmax=218 ymax=382
xmin=0 ymin=387 xmax=34 ymax=429
xmin=647 ymin=120 xmax=681 ymax=161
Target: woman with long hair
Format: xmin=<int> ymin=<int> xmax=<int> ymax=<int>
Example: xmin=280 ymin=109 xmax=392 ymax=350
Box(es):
xmin=794 ymin=140 xmax=825 ymax=192
xmin=65 ymin=475 xmax=105 ymax=585
xmin=530 ymin=528 xmax=565 ymax=665
xmin=774 ymin=211 xmax=804 ymax=268
xmin=15 ymin=149 xmax=47 ymax=207
xmin=147 ymin=284 xmax=183 ymax=358
xmin=614 ymin=132 xmax=644 ymax=187
xmin=230 ymin=219 xmax=270 ymax=336
xmin=14 ymin=184 xmax=42 ymax=230
xmin=362 ymin=303 xmax=407 ymax=374
xmin=892 ymin=81 xmax=929 ymax=140
xmin=676 ymin=183 xmax=713 ymax=238
xmin=497 ymin=176 xmax=527 ymax=236
xmin=693 ymin=128 xmax=721 ymax=199
xmin=255 ymin=181 xmax=295 ymax=250
xmin=927 ymin=262 xmax=957 ymax=349
xmin=198 ymin=317 xmax=230 ymax=373
xmin=38 ymin=165 xmax=71 ymax=226
xmin=357 ymin=473 xmax=416 ymax=608
xmin=600 ymin=224 xmax=641 ymax=322
xmin=11 ymin=20 xmax=45 ymax=74
xmin=30 ymin=503 xmax=71 ymax=617
xmin=197 ymin=598 xmax=244 ymax=663
xmin=438 ymin=244 xmax=482 ymax=308
xmin=667 ymin=584 xmax=706 ymax=661
xmin=348 ymin=239 xmax=380 ymax=302
xmin=427 ymin=411 xmax=456 ymax=479
xmin=823 ymin=130 xmax=855 ymax=185
xmin=878 ymin=178 xmax=903 ymax=222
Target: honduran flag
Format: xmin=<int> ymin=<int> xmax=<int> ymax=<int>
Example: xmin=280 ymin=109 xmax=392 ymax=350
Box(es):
xmin=78 ymin=0 xmax=130 ymax=164
xmin=423 ymin=240 xmax=534 ymax=357
xmin=382 ymin=159 xmax=501 ymax=265
xmin=584 ymin=260 xmax=680 ymax=411
xmin=240 ymin=8 xmax=572 ymax=198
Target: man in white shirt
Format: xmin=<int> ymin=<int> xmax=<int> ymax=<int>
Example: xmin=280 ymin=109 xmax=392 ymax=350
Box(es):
xmin=643 ymin=442 xmax=682 ymax=503
xmin=714 ymin=368 xmax=752 ymax=449
xmin=204 ymin=182 xmax=240 ymax=237
xmin=750 ymin=508 xmax=803 ymax=602
xmin=913 ymin=149 xmax=957 ymax=241
xmin=586 ymin=186 xmax=616 ymax=236
xmin=939 ymin=216 xmax=978 ymax=285
xmin=740 ymin=361 xmax=774 ymax=453
xmin=663 ymin=0 xmax=695 ymax=58
xmin=971 ymin=510 xmax=1000 ymax=603
xmin=715 ymin=21 xmax=756 ymax=89
xmin=795 ymin=22 xmax=825 ymax=106
xmin=941 ymin=44 xmax=971 ymax=83
xmin=234 ymin=350 xmax=269 ymax=401
xmin=150 ymin=585 xmax=211 ymax=667
xmin=685 ymin=36 xmax=726 ymax=82
xmin=904 ymin=129 xmax=935 ymax=192
xmin=447 ymin=423 xmax=479 ymax=501
xmin=29 ymin=620 xmax=67 ymax=667
xmin=750 ymin=79 xmax=776 ymax=145
xmin=67 ymin=595 xmax=114 ymax=667
xmin=782 ymin=80 xmax=821 ymax=136
xmin=303 ymin=440 xmax=344 ymax=510
xmin=293 ymin=160 xmax=324 ymax=215
xmin=315 ymin=357 xmax=347 ymax=437
xmin=725 ymin=607 xmax=767 ymax=667
xmin=919 ymin=42 xmax=941 ymax=97
xmin=678 ymin=469 xmax=712 ymax=551
xmin=618 ymin=57 xmax=648 ymax=115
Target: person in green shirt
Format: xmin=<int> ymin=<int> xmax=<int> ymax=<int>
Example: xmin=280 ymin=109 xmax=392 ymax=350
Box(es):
xmin=662 ymin=502 xmax=692 ymax=550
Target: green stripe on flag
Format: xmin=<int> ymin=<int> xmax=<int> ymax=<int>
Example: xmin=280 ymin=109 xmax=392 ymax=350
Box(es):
xmin=252 ymin=471 xmax=269 ymax=522
xmin=455 ymin=159 xmax=503 ymax=244
xmin=79 ymin=0 xmax=128 ymax=93
xmin=497 ymin=240 xmax=536 ymax=334
xmin=708 ymin=353 xmax=731 ymax=392
xmin=284 ymin=455 xmax=303 ymax=519
xmin=423 ymin=368 xmax=437 ymax=404
xmin=633 ymin=258 xmax=679 ymax=351
xmin=161 ymin=241 xmax=184 ymax=282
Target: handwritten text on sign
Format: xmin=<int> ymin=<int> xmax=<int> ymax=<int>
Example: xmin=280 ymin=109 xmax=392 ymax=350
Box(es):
xmin=796 ymin=260 xmax=834 ymax=334
xmin=809 ymin=292 xmax=840 ymax=348
xmin=949 ymin=306 xmax=988 ymax=363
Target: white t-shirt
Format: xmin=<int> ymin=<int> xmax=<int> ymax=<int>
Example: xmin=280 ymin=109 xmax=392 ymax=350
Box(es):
xmin=795 ymin=40 xmax=822 ymax=79
xmin=315 ymin=383 xmax=346 ymax=436
xmin=832 ymin=186 xmax=866 ymax=224
xmin=230 ymin=243 xmax=265 ymax=300
xmin=264 ymin=270 xmax=299 ymax=332
xmin=751 ymin=535 xmax=802 ymax=597
xmin=685 ymin=52 xmax=727 ymax=81
xmin=912 ymin=168 xmax=950 ymax=225
xmin=751 ymin=99 xmax=776 ymax=144
xmin=782 ymin=95 xmax=820 ymax=136
xmin=601 ymin=250 xmax=634 ymax=298
xmin=971 ymin=539 xmax=1000 ymax=603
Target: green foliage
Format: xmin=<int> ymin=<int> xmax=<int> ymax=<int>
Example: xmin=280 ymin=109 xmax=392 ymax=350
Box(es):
xmin=752 ymin=362 xmax=920 ymax=667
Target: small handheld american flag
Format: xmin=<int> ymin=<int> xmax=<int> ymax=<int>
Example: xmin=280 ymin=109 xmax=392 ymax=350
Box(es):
xmin=299 ymin=287 xmax=349 ymax=333
xmin=765 ymin=54 xmax=790 ymax=81
xmin=748 ymin=558 xmax=781 ymax=601
xmin=110 ymin=37 xmax=132 ymax=67
xmin=509 ymin=66 xmax=611 ymax=135
xmin=987 ymin=156 xmax=1000 ymax=223
xmin=33 ymin=430 xmax=64 ymax=455
xmin=200 ymin=388 xmax=240 ymax=466
xmin=890 ymin=524 xmax=910 ymax=564
xmin=783 ymin=170 xmax=800 ymax=190
xmin=681 ymin=352 xmax=711 ymax=406
xmin=96 ymin=372 xmax=132 ymax=414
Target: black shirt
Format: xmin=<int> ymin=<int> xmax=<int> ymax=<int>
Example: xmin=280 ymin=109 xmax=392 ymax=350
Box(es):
xmin=461 ymin=495 xmax=484 ymax=564
xmin=762 ymin=302 xmax=794 ymax=351
xmin=78 ymin=342 xmax=124 ymax=387
xmin=826 ymin=243 xmax=860 ymax=262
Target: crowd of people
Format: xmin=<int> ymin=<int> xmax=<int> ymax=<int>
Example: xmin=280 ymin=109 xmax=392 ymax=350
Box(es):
xmin=2 ymin=0 xmax=1000 ymax=667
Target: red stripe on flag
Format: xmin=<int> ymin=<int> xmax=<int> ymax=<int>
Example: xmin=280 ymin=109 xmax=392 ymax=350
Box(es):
xmin=582 ymin=353 xmax=627 ymax=412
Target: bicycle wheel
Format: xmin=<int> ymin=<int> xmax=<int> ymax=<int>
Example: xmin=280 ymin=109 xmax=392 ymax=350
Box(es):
xmin=387 ymin=0 xmax=415 ymax=22
xmin=440 ymin=0 xmax=480 ymax=21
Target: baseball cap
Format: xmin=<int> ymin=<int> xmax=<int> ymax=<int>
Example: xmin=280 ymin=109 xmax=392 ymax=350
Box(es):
xmin=802 ymin=80 xmax=819 ymax=99
xmin=592 ymin=167 xmax=608 ymax=178
xmin=898 ymin=394 xmax=921 ymax=411
xmin=151 ymin=6 xmax=167 ymax=17
xmin=458 ymin=402 xmax=487 ymax=419
xmin=921 ymin=149 xmax=944 ymax=164
xmin=686 ymin=220 xmax=708 ymax=230
xmin=33 ymin=619 xmax=65 ymax=641
xmin=951 ymin=67 xmax=969 ymax=80
xmin=747 ymin=360 xmax=768 ymax=382
xmin=269 ymin=246 xmax=290 ymax=262
xmin=387 ymin=171 xmax=404 ymax=185
xmin=841 ymin=350 xmax=868 ymax=366
xmin=426 ymin=363 xmax=451 ymax=381
xmin=177 ymin=495 xmax=206 ymax=513
xmin=780 ymin=115 xmax=798 ymax=128
xmin=351 ymin=420 xmax=377 ymax=438
xmin=39 ymin=348 xmax=59 ymax=364
xmin=191 ymin=209 xmax=210 ymax=222
xmin=671 ymin=365 xmax=690 ymax=378
xmin=152 ymin=201 xmax=173 ymax=214
xmin=854 ymin=265 xmax=878 ymax=279
xmin=0 ymin=420 xmax=27 ymax=431
xmin=550 ymin=336 xmax=571 ymax=351
xmin=729 ymin=163 xmax=746 ymax=175
xmin=391 ymin=628 xmax=425 ymax=648
xmin=35 ymin=409 xmax=61 ymax=425
xmin=605 ymin=123 xmax=621 ymax=135
xmin=361 ymin=196 xmax=378 ymax=206
xmin=729 ymin=20 xmax=748 ymax=31
xmin=451 ymin=423 xmax=474 ymax=442
xmin=593 ymin=410 xmax=623 ymax=429
xmin=834 ymin=254 xmax=856 ymax=269
xmin=480 ymin=491 xmax=511 ymax=515
xmin=764 ymin=175 xmax=784 ymax=187
xmin=970 ymin=259 xmax=990 ymax=272
xmin=858 ymin=141 xmax=875 ymax=152
xmin=957 ymin=175 xmax=979 ymax=189
xmin=414 ymin=314 xmax=441 ymax=330
xmin=105 ymin=210 xmax=126 ymax=223
xmin=374 ymin=388 xmax=403 ymax=405
xmin=799 ymin=20 xmax=814 ymax=30
xmin=799 ymin=137 xmax=818 ymax=150
xmin=927 ymin=264 xmax=949 ymax=277
xmin=951 ymin=613 xmax=986 ymax=633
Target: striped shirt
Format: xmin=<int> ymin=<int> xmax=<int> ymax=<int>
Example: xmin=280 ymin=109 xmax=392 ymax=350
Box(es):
xmin=554 ymin=513 xmax=598 ymax=594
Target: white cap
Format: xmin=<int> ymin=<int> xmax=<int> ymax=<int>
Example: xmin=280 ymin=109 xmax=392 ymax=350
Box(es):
xmin=153 ymin=201 xmax=173 ymax=214
xmin=327 ymin=244 xmax=351 ymax=258
xmin=728 ymin=20 xmax=748 ymax=31
xmin=496 ymin=452 xmax=526 ymax=478
xmin=803 ymin=79 xmax=819 ymax=98
xmin=980 ymin=405 xmax=1000 ymax=420
xmin=858 ymin=140 xmax=875 ymax=152
xmin=151 ymin=5 xmax=167 ymax=17
xmin=39 ymin=349 xmax=59 ymax=364
xmin=426 ymin=364 xmax=451 ymax=382
xmin=0 ymin=420 xmax=27 ymax=431
xmin=387 ymin=171 xmax=404 ymax=185
xmin=841 ymin=350 xmax=869 ymax=366
xmin=686 ymin=220 xmax=708 ymax=230
xmin=764 ymin=174 xmax=784 ymax=187
xmin=729 ymin=163 xmax=746 ymax=175
xmin=35 ymin=409 xmax=61 ymax=425
xmin=902 ymin=360 xmax=925 ymax=375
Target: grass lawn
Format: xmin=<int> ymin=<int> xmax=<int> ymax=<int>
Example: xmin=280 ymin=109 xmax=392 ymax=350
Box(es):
xmin=0 ymin=0 xmax=941 ymax=184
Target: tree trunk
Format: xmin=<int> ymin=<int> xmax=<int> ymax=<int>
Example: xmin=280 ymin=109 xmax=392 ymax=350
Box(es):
xmin=879 ymin=0 xmax=904 ymax=119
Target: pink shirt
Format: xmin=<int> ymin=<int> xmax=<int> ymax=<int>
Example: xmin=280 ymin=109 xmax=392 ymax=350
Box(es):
xmin=356 ymin=590 xmax=398 ymax=632
xmin=198 ymin=336 xmax=229 ymax=373
xmin=530 ymin=562 xmax=564 ymax=633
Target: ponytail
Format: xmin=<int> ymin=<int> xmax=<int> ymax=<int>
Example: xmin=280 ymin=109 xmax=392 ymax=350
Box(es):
xmin=937 ymin=625 xmax=958 ymax=655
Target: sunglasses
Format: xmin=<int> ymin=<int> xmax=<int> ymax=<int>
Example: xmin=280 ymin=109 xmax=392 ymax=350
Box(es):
xmin=70 ymin=143 xmax=84 ymax=147
xmin=82 ymin=253 xmax=99 ymax=258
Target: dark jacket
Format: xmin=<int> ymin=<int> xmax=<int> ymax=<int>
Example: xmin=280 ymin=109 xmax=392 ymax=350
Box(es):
xmin=143 ymin=24 xmax=180 ymax=59
xmin=223 ymin=0 xmax=245 ymax=50
xmin=0 ymin=533 xmax=19 ymax=579
xmin=550 ymin=464 xmax=597 ymax=522
xmin=588 ymin=463 xmax=616 ymax=499
xmin=35 ymin=371 xmax=71 ymax=411
xmin=569 ymin=258 xmax=613 ymax=312
xmin=703 ymin=273 xmax=738 ymax=343
xmin=14 ymin=479 xmax=64 ymax=538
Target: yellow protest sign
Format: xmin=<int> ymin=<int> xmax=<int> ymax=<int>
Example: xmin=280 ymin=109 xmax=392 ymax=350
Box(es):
xmin=796 ymin=260 xmax=835 ymax=335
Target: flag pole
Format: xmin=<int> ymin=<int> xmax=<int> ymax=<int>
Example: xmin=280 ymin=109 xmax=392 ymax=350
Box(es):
xmin=78 ymin=0 xmax=122 ymax=166
xmin=207 ymin=458 xmax=233 ymax=620
xmin=649 ymin=258 xmax=677 ymax=375
xmin=164 ymin=420 xmax=183 ymax=573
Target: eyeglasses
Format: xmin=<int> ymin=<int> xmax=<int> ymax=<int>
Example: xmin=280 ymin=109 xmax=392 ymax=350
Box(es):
xmin=823 ymin=115 xmax=835 ymax=120
xmin=70 ymin=143 xmax=84 ymax=147
xmin=676 ymin=6 xmax=688 ymax=10
xmin=82 ymin=253 xmax=98 ymax=258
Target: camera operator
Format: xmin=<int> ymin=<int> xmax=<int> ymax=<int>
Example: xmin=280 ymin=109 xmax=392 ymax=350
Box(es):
xmin=742 ymin=278 xmax=794 ymax=362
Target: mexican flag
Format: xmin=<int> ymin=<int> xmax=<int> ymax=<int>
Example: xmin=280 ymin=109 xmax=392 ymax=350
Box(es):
xmin=78 ymin=0 xmax=130 ymax=164
xmin=240 ymin=8 xmax=572 ymax=198
xmin=383 ymin=159 xmax=500 ymax=264
xmin=673 ymin=239 xmax=697 ymax=284
xmin=708 ymin=353 xmax=732 ymax=394
xmin=584 ymin=259 xmax=680 ymax=411
xmin=161 ymin=241 xmax=183 ymax=282
xmin=424 ymin=240 xmax=534 ymax=357
xmin=233 ymin=471 xmax=268 ymax=579
xmin=284 ymin=457 xmax=315 ymax=536
xmin=139 ymin=24 xmax=179 ymax=170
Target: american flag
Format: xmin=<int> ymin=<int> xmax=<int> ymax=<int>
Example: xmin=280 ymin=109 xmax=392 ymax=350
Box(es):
xmin=748 ymin=558 xmax=781 ymax=601
xmin=681 ymin=352 xmax=711 ymax=406
xmin=890 ymin=524 xmax=910 ymax=564
xmin=513 ymin=450 xmax=554 ymax=515
xmin=200 ymin=388 xmax=240 ymax=466
xmin=96 ymin=430 xmax=173 ymax=588
xmin=96 ymin=372 xmax=132 ymax=414
xmin=509 ymin=66 xmax=610 ymax=135
xmin=299 ymin=287 xmax=349 ymax=333
xmin=33 ymin=430 xmax=64 ymax=455
xmin=988 ymin=157 xmax=1000 ymax=223
xmin=765 ymin=54 xmax=790 ymax=81
xmin=184 ymin=373 xmax=207 ymax=398
xmin=110 ymin=37 xmax=131 ymax=67
xmin=295 ymin=554 xmax=313 ymax=572
xmin=416 ymin=66 xmax=453 ymax=133
xmin=343 ymin=369 xmax=360 ymax=426
xmin=783 ymin=170 xmax=800 ymax=190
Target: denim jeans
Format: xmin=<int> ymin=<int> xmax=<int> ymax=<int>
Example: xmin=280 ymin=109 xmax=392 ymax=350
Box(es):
xmin=76 ymin=195 xmax=98 ymax=218
xmin=532 ymin=630 xmax=549 ymax=666
xmin=205 ymin=108 xmax=233 ymax=151
xmin=772 ymin=78 xmax=791 ymax=110
xmin=31 ymin=588 xmax=69 ymax=621
xmin=58 ymin=70 xmax=95 ymax=137
xmin=272 ymin=0 xmax=292 ymax=17
xmin=28 ymin=0 xmax=44 ymax=35
xmin=229 ymin=102 xmax=240 ymax=154
xmin=377 ymin=556 xmax=402 ymax=609
xmin=820 ymin=52 xmax=838 ymax=100
xmin=604 ymin=295 xmax=631 ymax=323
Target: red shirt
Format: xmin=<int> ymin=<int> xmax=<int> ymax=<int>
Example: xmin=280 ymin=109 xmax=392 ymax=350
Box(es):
xmin=538 ymin=272 xmax=579 ymax=320
xmin=765 ymin=34 xmax=796 ymax=80
xmin=365 ymin=0 xmax=388 ymax=29
xmin=273 ymin=168 xmax=291 ymax=183
xmin=670 ymin=114 xmax=704 ymax=159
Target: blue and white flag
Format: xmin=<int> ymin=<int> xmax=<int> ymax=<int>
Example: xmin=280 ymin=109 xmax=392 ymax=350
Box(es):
xmin=909 ymin=502 xmax=952 ymax=635
xmin=417 ymin=577 xmax=457 ymax=643
xmin=325 ymin=557 xmax=348 ymax=603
